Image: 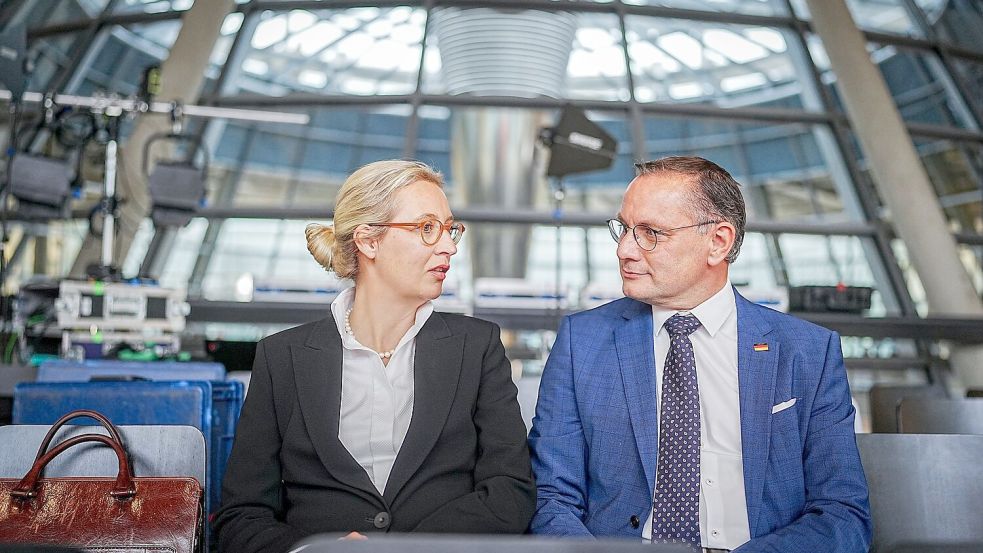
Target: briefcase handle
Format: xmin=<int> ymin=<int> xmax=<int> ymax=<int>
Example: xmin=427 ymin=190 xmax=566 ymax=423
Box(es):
xmin=10 ymin=433 xmax=137 ymax=501
xmin=32 ymin=409 xmax=125 ymax=465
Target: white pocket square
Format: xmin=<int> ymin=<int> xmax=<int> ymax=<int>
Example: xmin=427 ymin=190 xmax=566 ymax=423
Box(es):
xmin=772 ymin=398 xmax=797 ymax=414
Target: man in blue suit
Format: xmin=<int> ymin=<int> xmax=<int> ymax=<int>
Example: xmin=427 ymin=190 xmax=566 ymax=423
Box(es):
xmin=529 ymin=156 xmax=871 ymax=552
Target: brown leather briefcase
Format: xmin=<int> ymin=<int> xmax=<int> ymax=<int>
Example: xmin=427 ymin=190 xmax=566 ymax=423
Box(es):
xmin=0 ymin=409 xmax=203 ymax=552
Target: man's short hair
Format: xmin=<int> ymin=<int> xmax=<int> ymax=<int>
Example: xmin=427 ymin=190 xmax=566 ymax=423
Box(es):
xmin=635 ymin=156 xmax=747 ymax=263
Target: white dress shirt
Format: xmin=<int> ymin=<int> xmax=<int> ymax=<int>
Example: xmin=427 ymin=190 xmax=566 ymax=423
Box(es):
xmin=329 ymin=287 xmax=434 ymax=495
xmin=642 ymin=280 xmax=751 ymax=550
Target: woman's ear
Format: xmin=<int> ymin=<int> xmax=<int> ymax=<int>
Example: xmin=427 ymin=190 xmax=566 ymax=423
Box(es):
xmin=352 ymin=224 xmax=378 ymax=260
xmin=707 ymin=222 xmax=736 ymax=267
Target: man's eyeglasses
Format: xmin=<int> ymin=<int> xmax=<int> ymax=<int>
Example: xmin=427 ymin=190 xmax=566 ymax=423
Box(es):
xmin=368 ymin=219 xmax=466 ymax=246
xmin=606 ymin=218 xmax=719 ymax=251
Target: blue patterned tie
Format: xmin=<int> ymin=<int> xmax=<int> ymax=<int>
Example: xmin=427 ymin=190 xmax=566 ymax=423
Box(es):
xmin=652 ymin=313 xmax=702 ymax=549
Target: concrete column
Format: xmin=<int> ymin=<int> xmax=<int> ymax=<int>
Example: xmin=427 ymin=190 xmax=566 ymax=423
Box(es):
xmin=805 ymin=0 xmax=983 ymax=388
xmin=70 ymin=0 xmax=235 ymax=278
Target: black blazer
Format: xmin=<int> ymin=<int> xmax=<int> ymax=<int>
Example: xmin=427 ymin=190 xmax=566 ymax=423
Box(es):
xmin=213 ymin=311 xmax=536 ymax=553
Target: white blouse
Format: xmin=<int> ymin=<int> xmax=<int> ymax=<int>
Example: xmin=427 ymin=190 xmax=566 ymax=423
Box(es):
xmin=329 ymin=287 xmax=434 ymax=495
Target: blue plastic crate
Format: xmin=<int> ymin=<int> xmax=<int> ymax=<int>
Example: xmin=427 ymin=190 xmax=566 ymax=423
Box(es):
xmin=208 ymin=379 xmax=243 ymax=514
xmin=38 ymin=360 xmax=226 ymax=382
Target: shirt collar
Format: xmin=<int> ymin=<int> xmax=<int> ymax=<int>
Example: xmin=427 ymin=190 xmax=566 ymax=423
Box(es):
xmin=330 ymin=286 xmax=435 ymax=352
xmin=652 ymin=279 xmax=735 ymax=338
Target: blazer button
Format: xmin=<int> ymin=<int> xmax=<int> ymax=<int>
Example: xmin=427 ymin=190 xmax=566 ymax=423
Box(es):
xmin=373 ymin=511 xmax=391 ymax=529
xmin=629 ymin=515 xmax=640 ymax=529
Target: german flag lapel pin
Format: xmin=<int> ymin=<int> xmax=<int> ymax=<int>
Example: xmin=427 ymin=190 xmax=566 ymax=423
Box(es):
xmin=753 ymin=343 xmax=769 ymax=352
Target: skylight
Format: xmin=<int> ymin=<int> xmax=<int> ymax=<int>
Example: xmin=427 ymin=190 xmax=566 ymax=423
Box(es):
xmin=703 ymin=29 xmax=768 ymax=63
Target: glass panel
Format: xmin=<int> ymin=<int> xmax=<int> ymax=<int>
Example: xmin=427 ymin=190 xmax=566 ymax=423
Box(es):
xmin=912 ymin=0 xmax=948 ymax=21
xmin=622 ymin=0 xmax=787 ymax=16
xmin=420 ymin=19 xmax=445 ymax=96
xmin=851 ymin=133 xmax=983 ymax=235
xmin=890 ymin=238 xmax=930 ymax=316
xmin=206 ymin=12 xmax=244 ymax=75
xmin=527 ymin=225 xmax=615 ymax=293
xmin=919 ymin=0 xmax=983 ymax=53
xmin=957 ymin=244 xmax=983 ymax=297
xmin=121 ymin=218 xmax=155 ymax=278
xmin=0 ymin=220 xmax=88 ymax=293
xmin=791 ymin=0 xmax=922 ymax=37
xmin=625 ymin=16 xmax=804 ymax=108
xmin=846 ymin=0 xmax=921 ymax=37
xmin=641 ymin=115 xmax=861 ymax=222
xmin=565 ymin=14 xmax=630 ymax=102
xmin=72 ymin=21 xmax=183 ymax=96
xmin=802 ymin=33 xmax=855 ymax=114
xmin=795 ymin=0 xmax=983 ymax=53
xmin=7 ymin=0 xmax=107 ymax=28
xmin=413 ymin=105 xmax=452 ymax=189
xmin=779 ymin=234 xmax=877 ymax=284
xmin=205 ymin=106 xmax=412 ymax=208
xmin=159 ymin=218 xmax=208 ymax=290
xmin=871 ymin=44 xmax=976 ymax=129
xmin=111 ymin=0 xmax=194 ymax=14
xmin=729 ymin=232 xmax=779 ymax=289
xmin=200 ymin=219 xmax=278 ymax=300
xmin=25 ymin=33 xmax=89 ymax=92
xmin=804 ymin=32 xmax=830 ymax=72
xmin=951 ymin=56 xmax=983 ymax=118
xmin=225 ymin=7 xmax=426 ymax=97
xmin=912 ymin=137 xmax=983 ymax=234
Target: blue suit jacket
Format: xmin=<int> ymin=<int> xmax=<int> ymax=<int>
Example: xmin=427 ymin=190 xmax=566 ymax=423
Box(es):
xmin=528 ymin=291 xmax=871 ymax=552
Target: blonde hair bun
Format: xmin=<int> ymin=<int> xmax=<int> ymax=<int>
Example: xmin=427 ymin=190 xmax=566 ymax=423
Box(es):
xmin=305 ymin=222 xmax=337 ymax=272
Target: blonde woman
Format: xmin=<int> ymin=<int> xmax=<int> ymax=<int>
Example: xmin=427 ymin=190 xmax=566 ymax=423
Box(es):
xmin=214 ymin=160 xmax=535 ymax=553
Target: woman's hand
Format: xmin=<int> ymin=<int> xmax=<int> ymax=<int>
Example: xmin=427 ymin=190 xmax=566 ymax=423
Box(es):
xmin=340 ymin=532 xmax=368 ymax=540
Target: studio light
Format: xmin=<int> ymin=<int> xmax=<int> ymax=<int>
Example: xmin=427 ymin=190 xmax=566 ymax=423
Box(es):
xmin=8 ymin=153 xmax=73 ymax=220
xmin=541 ymin=106 xmax=618 ymax=179
xmin=144 ymin=132 xmax=208 ymax=227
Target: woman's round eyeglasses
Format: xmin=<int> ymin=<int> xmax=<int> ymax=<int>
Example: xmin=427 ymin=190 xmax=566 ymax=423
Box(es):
xmin=368 ymin=219 xmax=466 ymax=246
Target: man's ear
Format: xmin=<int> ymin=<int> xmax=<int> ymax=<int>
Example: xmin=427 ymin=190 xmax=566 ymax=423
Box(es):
xmin=353 ymin=224 xmax=378 ymax=260
xmin=707 ymin=222 xmax=736 ymax=266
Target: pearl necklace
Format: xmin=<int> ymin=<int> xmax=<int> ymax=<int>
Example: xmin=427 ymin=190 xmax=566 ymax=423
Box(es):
xmin=344 ymin=308 xmax=395 ymax=359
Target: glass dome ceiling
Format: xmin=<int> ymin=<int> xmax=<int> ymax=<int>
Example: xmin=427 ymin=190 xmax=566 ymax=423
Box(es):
xmin=221 ymin=6 xmax=804 ymax=104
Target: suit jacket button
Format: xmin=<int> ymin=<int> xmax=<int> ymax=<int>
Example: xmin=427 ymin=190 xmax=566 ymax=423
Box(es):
xmin=630 ymin=515 xmax=640 ymax=529
xmin=374 ymin=511 xmax=391 ymax=529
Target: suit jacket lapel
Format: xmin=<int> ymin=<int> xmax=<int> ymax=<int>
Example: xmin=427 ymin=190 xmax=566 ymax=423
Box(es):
xmin=384 ymin=312 xmax=464 ymax=503
xmin=616 ymin=299 xmax=659 ymax=495
xmin=291 ymin=316 xmax=380 ymax=501
xmin=735 ymin=291 xmax=778 ymax=536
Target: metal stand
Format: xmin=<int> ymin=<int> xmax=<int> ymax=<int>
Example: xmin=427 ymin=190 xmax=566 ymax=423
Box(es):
xmin=552 ymin=176 xmax=566 ymax=326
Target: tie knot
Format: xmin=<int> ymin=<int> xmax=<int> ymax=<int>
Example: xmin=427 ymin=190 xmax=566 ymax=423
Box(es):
xmin=664 ymin=314 xmax=701 ymax=337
